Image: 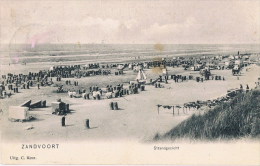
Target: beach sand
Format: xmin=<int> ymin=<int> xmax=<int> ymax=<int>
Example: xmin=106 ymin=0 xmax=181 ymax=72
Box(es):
xmin=0 ymin=63 xmax=259 ymax=143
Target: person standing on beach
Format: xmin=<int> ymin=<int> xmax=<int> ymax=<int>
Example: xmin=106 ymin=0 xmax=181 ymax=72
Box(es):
xmin=240 ymin=84 xmax=243 ymax=92
xmin=246 ymin=84 xmax=250 ymax=93
xmin=37 ymin=82 xmax=40 ymax=89
xmin=61 ymin=116 xmax=66 ymax=127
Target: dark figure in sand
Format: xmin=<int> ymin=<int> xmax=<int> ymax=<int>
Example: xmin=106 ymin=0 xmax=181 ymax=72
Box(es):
xmin=61 ymin=116 xmax=66 ymax=127
xmin=246 ymin=84 xmax=250 ymax=93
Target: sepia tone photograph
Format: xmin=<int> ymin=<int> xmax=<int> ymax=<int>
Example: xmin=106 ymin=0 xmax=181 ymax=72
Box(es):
xmin=0 ymin=0 xmax=260 ymax=165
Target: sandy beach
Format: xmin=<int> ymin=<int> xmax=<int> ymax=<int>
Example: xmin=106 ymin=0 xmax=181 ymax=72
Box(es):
xmin=1 ymin=0 xmax=260 ymax=164
xmin=1 ymin=60 xmax=259 ymax=143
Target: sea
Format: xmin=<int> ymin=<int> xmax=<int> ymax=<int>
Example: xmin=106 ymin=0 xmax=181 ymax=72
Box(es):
xmin=0 ymin=44 xmax=259 ymax=65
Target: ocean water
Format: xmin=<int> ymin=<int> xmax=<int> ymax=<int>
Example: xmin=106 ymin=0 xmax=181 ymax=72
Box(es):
xmin=0 ymin=44 xmax=259 ymax=64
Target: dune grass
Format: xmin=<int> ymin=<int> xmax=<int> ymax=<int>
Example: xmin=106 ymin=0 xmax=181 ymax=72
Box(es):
xmin=155 ymin=89 xmax=260 ymax=141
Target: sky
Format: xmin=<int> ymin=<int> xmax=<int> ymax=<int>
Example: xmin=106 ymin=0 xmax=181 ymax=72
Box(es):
xmin=0 ymin=0 xmax=260 ymax=45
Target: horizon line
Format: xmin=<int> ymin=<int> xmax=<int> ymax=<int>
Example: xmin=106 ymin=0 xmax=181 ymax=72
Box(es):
xmin=2 ymin=43 xmax=260 ymax=45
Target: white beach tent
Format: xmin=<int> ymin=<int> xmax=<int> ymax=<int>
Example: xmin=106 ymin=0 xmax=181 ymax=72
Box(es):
xmin=49 ymin=66 xmax=54 ymax=71
xmin=229 ymin=55 xmax=235 ymax=60
xmin=133 ymin=65 xmax=141 ymax=72
xmin=162 ymin=68 xmax=168 ymax=75
xmin=117 ymin=64 xmax=124 ymax=70
xmin=136 ymin=69 xmax=147 ymax=81
xmin=9 ymin=106 xmax=29 ymax=120
xmin=235 ymin=60 xmax=242 ymax=65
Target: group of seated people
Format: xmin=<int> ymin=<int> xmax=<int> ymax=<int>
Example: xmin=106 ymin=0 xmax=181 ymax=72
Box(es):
xmin=67 ymin=82 xmax=146 ymax=100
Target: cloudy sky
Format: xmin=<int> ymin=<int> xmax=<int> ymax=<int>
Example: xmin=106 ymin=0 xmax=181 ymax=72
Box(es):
xmin=0 ymin=0 xmax=260 ymax=44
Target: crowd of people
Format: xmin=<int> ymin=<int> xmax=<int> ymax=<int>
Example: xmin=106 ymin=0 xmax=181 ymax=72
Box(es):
xmin=67 ymin=82 xmax=146 ymax=100
xmin=0 ymin=52 xmax=253 ymax=101
xmin=0 ymin=71 xmax=54 ymax=98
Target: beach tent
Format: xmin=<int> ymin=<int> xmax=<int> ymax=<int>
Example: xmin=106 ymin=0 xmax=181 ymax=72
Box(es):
xmin=243 ymin=55 xmax=249 ymax=60
xmin=20 ymin=100 xmax=31 ymax=107
xmin=49 ymin=66 xmax=54 ymax=71
xmin=235 ymin=60 xmax=242 ymax=65
xmin=235 ymin=55 xmax=240 ymax=59
xmin=9 ymin=106 xmax=29 ymax=120
xmin=224 ymin=61 xmax=230 ymax=66
xmin=30 ymin=100 xmax=45 ymax=109
xmin=133 ymin=65 xmax=141 ymax=72
xmin=229 ymin=55 xmax=235 ymax=60
xmin=162 ymin=68 xmax=168 ymax=75
xmin=143 ymin=63 xmax=148 ymax=68
xmin=136 ymin=69 xmax=147 ymax=81
xmin=233 ymin=65 xmax=240 ymax=70
xmin=117 ymin=64 xmax=125 ymax=70
xmin=190 ymin=66 xmax=195 ymax=71
xmin=51 ymin=101 xmax=68 ymax=114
